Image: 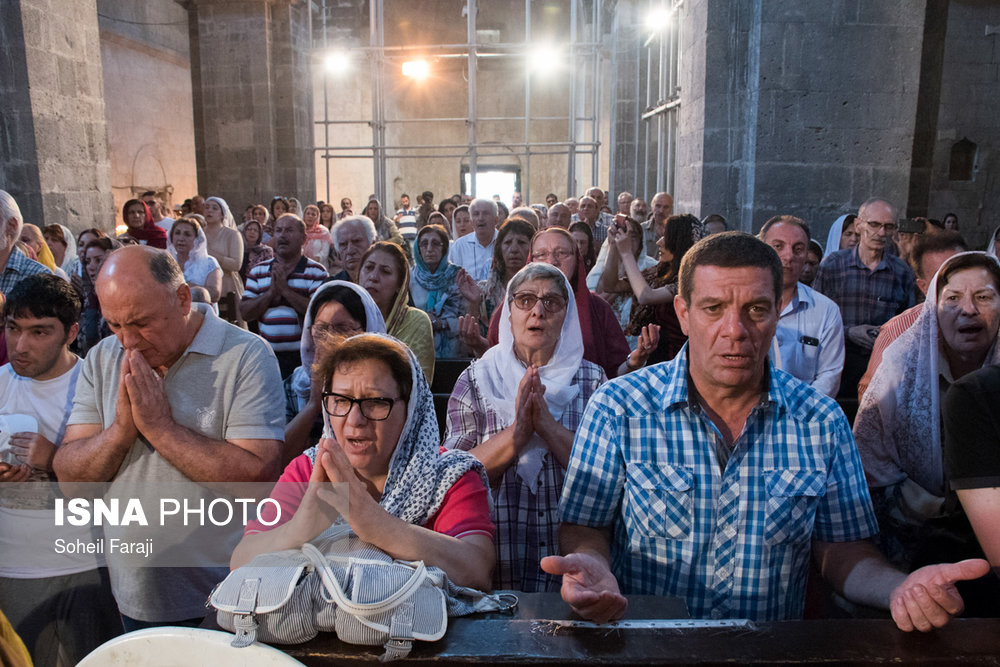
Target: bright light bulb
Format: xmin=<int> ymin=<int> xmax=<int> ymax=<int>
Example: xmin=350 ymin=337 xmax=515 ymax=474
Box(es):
xmin=527 ymin=44 xmax=561 ymax=73
xmin=324 ymin=50 xmax=351 ymax=74
xmin=401 ymin=59 xmax=430 ymax=80
xmin=646 ymin=7 xmax=671 ymax=31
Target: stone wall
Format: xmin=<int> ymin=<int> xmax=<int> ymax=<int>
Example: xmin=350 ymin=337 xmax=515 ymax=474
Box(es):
xmin=189 ymin=0 xmax=314 ymax=213
xmin=677 ymin=0 xmax=927 ymax=237
xmin=924 ymin=0 xmax=1000 ymax=247
xmin=0 ymin=0 xmax=114 ymax=234
xmin=98 ymin=0 xmax=197 ymax=225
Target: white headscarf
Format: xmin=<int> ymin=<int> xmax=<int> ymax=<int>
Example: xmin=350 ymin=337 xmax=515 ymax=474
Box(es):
xmin=855 ymin=251 xmax=1000 ymax=498
xmin=206 ymin=196 xmax=237 ymax=229
xmin=824 ymin=214 xmax=852 ymax=258
xmin=307 ymin=333 xmax=488 ymax=526
xmin=985 ymin=225 xmax=1000 ymax=259
xmin=469 ymin=263 xmax=584 ymax=492
xmin=57 ymin=224 xmax=77 ymax=274
xmin=167 ymin=217 xmax=212 ymax=277
xmin=288 ymin=197 xmax=304 ymax=218
xmin=289 ymin=281 xmax=386 ymax=410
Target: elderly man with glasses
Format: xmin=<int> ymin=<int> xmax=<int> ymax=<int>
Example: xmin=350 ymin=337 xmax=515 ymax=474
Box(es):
xmin=814 ymin=197 xmax=916 ymax=398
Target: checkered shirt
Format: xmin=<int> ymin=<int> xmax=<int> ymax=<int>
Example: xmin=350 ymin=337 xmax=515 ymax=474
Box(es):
xmin=559 ymin=346 xmax=878 ymax=621
xmin=0 ymin=247 xmax=51 ymax=295
xmin=812 ymin=246 xmax=916 ymax=329
xmin=443 ymin=360 xmax=606 ymax=592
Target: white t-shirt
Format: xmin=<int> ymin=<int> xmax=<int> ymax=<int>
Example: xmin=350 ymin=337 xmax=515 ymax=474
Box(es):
xmin=0 ymin=361 xmax=104 ymax=578
xmin=156 ymin=217 xmax=175 ymax=236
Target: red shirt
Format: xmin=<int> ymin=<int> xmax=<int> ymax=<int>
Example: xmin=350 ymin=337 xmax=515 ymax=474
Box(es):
xmin=244 ymin=449 xmax=494 ymax=540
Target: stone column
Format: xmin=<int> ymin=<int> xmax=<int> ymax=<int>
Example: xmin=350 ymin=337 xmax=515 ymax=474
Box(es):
xmin=676 ymin=0 xmax=926 ymax=235
xmin=186 ymin=0 xmax=315 ymax=209
xmin=0 ymin=0 xmax=114 ymax=233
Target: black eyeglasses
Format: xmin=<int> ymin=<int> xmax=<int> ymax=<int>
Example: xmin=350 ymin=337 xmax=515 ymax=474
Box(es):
xmin=510 ymin=292 xmax=567 ymax=313
xmin=861 ymin=219 xmax=898 ymax=233
xmin=321 ymin=392 xmax=399 ymax=421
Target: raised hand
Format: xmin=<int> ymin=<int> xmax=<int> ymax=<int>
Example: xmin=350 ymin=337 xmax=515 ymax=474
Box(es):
xmin=458 ymin=314 xmax=489 ymax=357
xmin=456 ymin=269 xmax=484 ymax=305
xmin=890 ymin=558 xmax=991 ymax=632
xmin=540 ymin=552 xmax=628 ymax=623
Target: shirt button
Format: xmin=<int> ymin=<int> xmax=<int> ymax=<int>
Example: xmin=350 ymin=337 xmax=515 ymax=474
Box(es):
xmin=539 ymin=541 xmax=546 ymax=547
xmin=538 ymin=511 xmax=545 ymax=517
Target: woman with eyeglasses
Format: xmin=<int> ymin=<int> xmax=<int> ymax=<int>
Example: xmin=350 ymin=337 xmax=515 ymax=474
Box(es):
xmin=456 ymin=219 xmax=535 ymax=357
xmin=283 ymin=282 xmax=386 ymax=463
xmin=443 ymin=262 xmax=605 ymax=592
xmin=485 ymin=228 xmax=653 ymax=379
xmin=232 ymin=334 xmax=495 ymax=591
xmin=411 ymin=225 xmax=466 ymax=358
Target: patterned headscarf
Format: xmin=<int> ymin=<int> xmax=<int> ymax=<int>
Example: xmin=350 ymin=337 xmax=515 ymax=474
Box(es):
xmin=855 ymin=251 xmax=1000 ymax=497
xmin=306 ymin=334 xmax=488 ymax=526
xmin=411 ymin=228 xmax=460 ymax=315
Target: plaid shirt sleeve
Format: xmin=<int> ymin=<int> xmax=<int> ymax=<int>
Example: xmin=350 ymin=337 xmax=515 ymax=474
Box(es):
xmin=812 ymin=412 xmax=879 ymax=542
xmin=560 ymin=382 xmax=627 ymax=529
xmin=442 ymin=369 xmax=491 ymax=452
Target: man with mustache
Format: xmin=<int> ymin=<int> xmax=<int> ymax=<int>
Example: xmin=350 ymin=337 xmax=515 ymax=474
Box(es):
xmin=544 ymin=232 xmax=988 ymax=633
xmin=241 ymin=214 xmax=328 ymax=377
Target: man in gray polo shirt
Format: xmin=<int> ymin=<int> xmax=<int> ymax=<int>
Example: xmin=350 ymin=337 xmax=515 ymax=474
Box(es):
xmin=53 ymin=246 xmax=284 ymax=630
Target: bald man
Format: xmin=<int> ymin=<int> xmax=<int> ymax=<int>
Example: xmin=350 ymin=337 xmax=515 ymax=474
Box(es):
xmin=642 ymin=192 xmax=673 ymax=258
xmin=54 ymin=246 xmax=284 ymax=630
xmin=814 ymin=197 xmax=916 ymax=397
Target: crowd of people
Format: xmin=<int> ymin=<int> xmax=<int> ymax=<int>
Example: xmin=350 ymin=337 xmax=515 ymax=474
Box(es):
xmin=0 ymin=181 xmax=998 ymax=666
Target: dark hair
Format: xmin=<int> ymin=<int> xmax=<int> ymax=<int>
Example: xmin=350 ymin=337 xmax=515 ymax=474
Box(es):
xmin=910 ymin=230 xmax=968 ymax=279
xmin=270 ymin=197 xmax=290 ymax=219
xmin=147 ymin=248 xmax=185 ymax=289
xmin=568 ymin=222 xmax=597 ymax=271
xmin=42 ymin=224 xmax=66 ymax=246
xmin=661 ymin=214 xmax=701 ymax=283
xmin=496 ymin=202 xmax=509 ymax=221
xmin=937 ymin=253 xmax=1000 ymax=299
xmin=492 ymin=218 xmax=536 ymax=283
xmin=701 ymin=213 xmax=727 ymax=229
xmin=360 ymin=241 xmax=409 ymax=292
xmin=420 ymin=190 xmax=433 ymax=202
xmin=309 ymin=285 xmax=368 ymax=329
xmin=808 ymin=239 xmax=823 ymax=258
xmin=438 ymin=200 xmax=455 ymax=215
xmin=77 ymin=228 xmax=107 ymax=246
xmin=545 ymin=193 xmax=558 ymax=201
xmin=4 ymin=273 xmax=81 ymax=334
xmin=678 ymin=231 xmax=782 ymax=304
xmin=758 ymin=215 xmax=810 ymax=241
xmin=84 ymin=238 xmax=115 ymax=253
xmin=453 ymin=204 xmax=469 ymax=218
xmin=417 ymin=224 xmax=451 ymax=258
xmin=318 ymin=334 xmax=413 ymax=404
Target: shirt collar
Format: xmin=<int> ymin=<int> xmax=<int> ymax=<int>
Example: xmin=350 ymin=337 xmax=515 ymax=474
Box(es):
xmin=664 ymin=343 xmax=784 ymax=416
xmin=849 ymin=244 xmax=890 ymax=272
xmin=183 ymin=303 xmax=225 ymax=357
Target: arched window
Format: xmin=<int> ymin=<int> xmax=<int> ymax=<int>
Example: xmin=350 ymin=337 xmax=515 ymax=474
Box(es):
xmin=949 ymin=137 xmax=977 ymax=181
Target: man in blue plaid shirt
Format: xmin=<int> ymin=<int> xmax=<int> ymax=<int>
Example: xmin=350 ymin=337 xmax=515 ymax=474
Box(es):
xmin=542 ymin=232 xmax=989 ymax=632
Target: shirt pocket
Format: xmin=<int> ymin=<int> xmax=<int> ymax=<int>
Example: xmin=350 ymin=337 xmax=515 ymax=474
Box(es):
xmin=625 ymin=462 xmax=694 ymax=540
xmin=763 ymin=469 xmax=826 ymax=546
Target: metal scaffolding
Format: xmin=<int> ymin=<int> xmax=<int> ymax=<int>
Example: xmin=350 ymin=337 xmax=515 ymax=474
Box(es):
xmin=312 ymin=0 xmax=604 ymax=206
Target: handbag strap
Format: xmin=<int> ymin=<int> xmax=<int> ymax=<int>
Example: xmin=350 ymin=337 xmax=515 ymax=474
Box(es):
xmin=301 ymin=542 xmax=429 ymax=618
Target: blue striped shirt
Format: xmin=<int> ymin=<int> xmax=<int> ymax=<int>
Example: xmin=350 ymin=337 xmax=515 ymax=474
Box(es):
xmin=560 ymin=345 xmax=877 ymax=621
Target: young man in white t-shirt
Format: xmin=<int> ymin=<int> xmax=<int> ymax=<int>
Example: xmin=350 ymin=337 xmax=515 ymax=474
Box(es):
xmin=0 ymin=274 xmax=121 ymax=666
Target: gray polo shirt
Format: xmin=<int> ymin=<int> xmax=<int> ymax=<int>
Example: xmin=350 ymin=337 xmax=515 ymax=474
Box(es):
xmin=68 ymin=303 xmax=285 ymax=621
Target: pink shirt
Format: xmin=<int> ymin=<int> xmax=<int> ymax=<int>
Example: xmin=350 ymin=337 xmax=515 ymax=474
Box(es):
xmin=245 ymin=450 xmax=495 ymax=540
